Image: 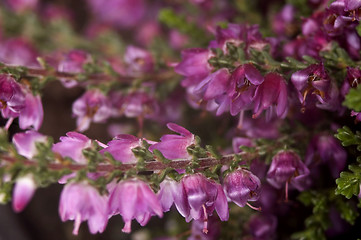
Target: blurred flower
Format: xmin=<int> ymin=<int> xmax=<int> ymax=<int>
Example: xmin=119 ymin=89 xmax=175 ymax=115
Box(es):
xmin=72 ymin=89 xmax=112 ymax=132
xmin=18 ymin=92 xmax=43 ymax=130
xmin=0 ymin=38 xmax=39 ymax=68
xmin=124 ymin=46 xmax=154 ymax=76
xmin=13 ymin=130 xmax=47 ymax=159
xmin=248 ymin=214 xmax=277 ymax=240
xmin=12 ymin=174 xmax=36 ymax=212
xmin=5 ymin=0 xmax=38 ymax=12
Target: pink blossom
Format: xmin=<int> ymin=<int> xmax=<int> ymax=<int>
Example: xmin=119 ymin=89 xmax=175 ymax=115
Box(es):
xmin=59 ymin=182 xmax=108 ymax=235
xmin=72 ymin=89 xmax=112 ymax=132
xmin=18 ymin=92 xmax=43 ymax=130
xmin=149 ymin=123 xmax=195 ymax=160
xmin=124 ymin=46 xmax=154 ymax=75
xmin=0 ymin=74 xmax=26 ymax=119
xmin=108 ymin=179 xmax=163 ymax=233
xmin=52 ymin=132 xmax=92 ymax=164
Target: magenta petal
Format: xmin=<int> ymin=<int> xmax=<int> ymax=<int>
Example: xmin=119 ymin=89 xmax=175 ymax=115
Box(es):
xmin=244 ymin=64 xmax=263 ymax=85
xmin=166 ymin=123 xmax=192 ymax=137
xmin=214 ymin=184 xmax=229 ymax=221
xmin=19 ymin=93 xmax=43 ymax=130
xmin=13 ymin=130 xmax=47 ymax=159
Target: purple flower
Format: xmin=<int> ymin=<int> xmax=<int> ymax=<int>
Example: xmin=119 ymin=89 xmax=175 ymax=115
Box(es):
xmin=351 ymin=110 xmax=361 ymax=121
xmin=52 ymin=132 xmax=92 ymax=164
xmin=0 ymin=74 xmax=26 ymax=118
xmin=305 ymin=134 xmax=347 ymax=178
xmin=57 ymin=50 xmax=92 ymax=88
xmin=149 ymin=123 xmax=195 ymax=160
xmin=119 ymin=91 xmax=159 ymax=119
xmin=181 ymin=173 xmax=229 ymax=233
xmin=228 ymin=64 xmax=264 ymax=116
xmin=189 ymin=215 xmax=221 ymax=240
xmin=267 ymin=151 xmax=310 ymax=191
xmin=157 ymin=178 xmax=189 ymax=217
xmin=108 ymin=179 xmax=163 ymax=233
xmin=223 ymin=168 xmax=261 ymax=208
xmin=72 ymin=89 xmax=112 ymax=132
xmin=13 ymin=130 xmax=47 ymax=159
xmin=272 ymin=4 xmax=296 ymax=36
xmin=5 ymin=0 xmax=38 ymax=12
xmin=291 ymin=64 xmax=331 ymax=108
xmin=124 ymin=46 xmax=154 ymax=75
xmin=252 ymin=72 xmax=288 ymax=119
xmin=0 ymin=38 xmax=39 ymax=68
xmin=18 ymin=92 xmax=43 ymax=130
xmin=87 ymin=0 xmax=145 ymax=28
xmin=248 ymin=214 xmax=277 ymax=240
xmin=174 ymin=48 xmax=214 ymax=87
xmin=59 ymin=182 xmax=108 ymax=235
xmin=99 ymin=134 xmax=142 ymax=163
xmin=12 ymin=175 xmax=36 ymax=212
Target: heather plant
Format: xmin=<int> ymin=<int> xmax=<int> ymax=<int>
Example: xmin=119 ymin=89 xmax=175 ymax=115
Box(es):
xmin=1 ymin=0 xmax=361 ymax=239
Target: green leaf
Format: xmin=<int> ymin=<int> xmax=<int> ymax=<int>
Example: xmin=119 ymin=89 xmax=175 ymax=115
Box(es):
xmin=335 ymin=126 xmax=361 ymax=147
xmin=335 ymin=168 xmax=361 ymax=199
xmin=343 ymin=84 xmax=361 ymax=111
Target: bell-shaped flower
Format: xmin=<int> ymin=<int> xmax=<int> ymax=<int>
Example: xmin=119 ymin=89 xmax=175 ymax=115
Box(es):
xmin=59 ymin=182 xmax=108 ymax=235
xmin=18 ymin=92 xmax=43 ymax=130
xmin=248 ymin=214 xmax=278 ymax=240
xmin=223 ymin=168 xmax=261 ymax=208
xmin=0 ymin=74 xmax=26 ymax=118
xmin=99 ymin=134 xmax=142 ymax=163
xmin=13 ymin=130 xmax=47 ymax=159
xmin=52 ymin=132 xmax=92 ymax=164
xmin=181 ymin=173 xmax=229 ymax=233
xmin=228 ymin=64 xmax=264 ymax=116
xmin=157 ymin=178 xmax=189 ymax=217
xmin=87 ymin=0 xmax=145 ymax=28
xmin=124 ymin=46 xmax=154 ymax=75
xmin=252 ymin=73 xmax=288 ymax=119
xmin=291 ymin=64 xmax=331 ymax=108
xmin=72 ymin=89 xmax=112 ymax=132
xmin=12 ymin=174 xmax=37 ymax=212
xmin=0 ymin=38 xmax=39 ymax=68
xmin=149 ymin=123 xmax=195 ymax=160
xmin=267 ymin=150 xmax=310 ymax=191
xmin=174 ymin=48 xmax=214 ymax=87
xmin=108 ymin=179 xmax=163 ymax=233
xmin=120 ymin=91 xmax=159 ymax=119
xmin=305 ymin=134 xmax=347 ymax=178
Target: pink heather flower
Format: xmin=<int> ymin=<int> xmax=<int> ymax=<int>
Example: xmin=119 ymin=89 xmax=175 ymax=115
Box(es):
xmin=227 ymin=64 xmax=264 ymax=116
xmin=351 ymin=110 xmax=361 ymax=122
xmin=174 ymin=48 xmax=214 ymax=87
xmin=99 ymin=134 xmax=143 ymax=163
xmin=272 ymin=4 xmax=296 ymax=36
xmin=18 ymin=92 xmax=43 ymax=130
xmin=149 ymin=123 xmax=195 ymax=160
xmin=87 ymin=0 xmax=145 ymax=28
xmin=157 ymin=178 xmax=189 ymax=217
xmin=0 ymin=38 xmax=39 ymax=68
xmin=52 ymin=132 xmax=92 ymax=164
xmin=267 ymin=151 xmax=310 ymax=191
xmin=12 ymin=175 xmax=36 ymax=212
xmin=120 ymin=91 xmax=159 ymax=119
xmin=57 ymin=50 xmax=91 ymax=88
xmin=59 ymin=182 xmax=108 ymax=235
xmin=252 ymin=73 xmax=288 ymax=119
xmin=181 ymin=173 xmax=229 ymax=233
xmin=0 ymin=74 xmax=26 ymax=118
xmin=124 ymin=46 xmax=154 ymax=75
xmin=108 ymin=179 xmax=163 ymax=233
xmin=223 ymin=168 xmax=261 ymax=208
xmin=12 ymin=130 xmax=47 ymax=159
xmin=305 ymin=134 xmax=347 ymax=178
xmin=194 ymin=68 xmax=230 ymax=102
xmin=72 ymin=89 xmax=112 ymax=132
